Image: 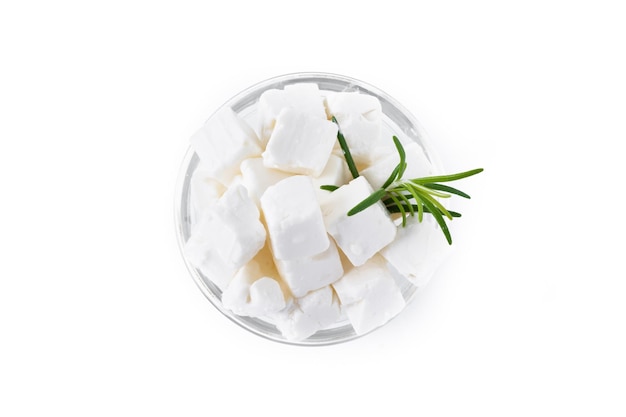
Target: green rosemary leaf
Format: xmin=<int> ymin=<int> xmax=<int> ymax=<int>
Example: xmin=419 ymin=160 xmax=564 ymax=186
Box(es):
xmin=320 ymin=185 xmax=339 ymax=192
xmin=381 ymin=165 xmax=401 ymax=190
xmin=331 ymin=116 xmax=359 ymax=179
xmin=389 ymin=193 xmax=407 ymax=227
xmin=415 ymin=196 xmax=424 ymax=222
xmin=408 ymin=182 xmax=451 ymax=199
xmin=410 ymin=168 xmax=484 ymax=184
xmin=437 ymin=208 xmax=461 ymax=218
xmin=386 ymin=204 xmax=414 ymax=214
xmin=423 ymin=183 xmax=471 ymax=199
xmin=401 ymin=185 xmax=424 ymax=221
xmin=421 ymin=197 xmax=452 ymax=245
xmin=382 ymin=194 xmax=412 ymax=206
xmin=347 ymin=188 xmax=387 ymax=216
xmin=396 ymin=191 xmax=415 ymax=217
xmin=419 ymin=191 xmax=454 ymax=220
xmin=393 ymin=136 xmax=407 ymax=179
xmin=386 ymin=204 xmax=461 ymax=218
xmin=383 ymin=187 xmax=426 ymax=221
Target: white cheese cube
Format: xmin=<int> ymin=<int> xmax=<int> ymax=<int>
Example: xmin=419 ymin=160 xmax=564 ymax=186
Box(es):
xmin=381 ymin=217 xmax=450 ymax=287
xmin=269 ymin=286 xmax=341 ymax=341
xmin=360 ymin=142 xmax=434 ymax=189
xmin=297 ymin=285 xmax=342 ymax=330
xmin=189 ymin=166 xmax=225 ymax=224
xmin=190 ymin=107 xmax=262 ymax=185
xmin=258 ymin=83 xmax=327 ymax=143
xmin=249 ymin=278 xmax=286 ymax=315
xmin=262 ymin=108 xmax=338 ymax=176
xmin=227 ymin=174 xmax=244 ymax=189
xmin=325 ymin=92 xmax=389 ymax=166
xmin=261 ymin=176 xmax=330 ymax=260
xmin=311 ymin=154 xmax=350 ymax=200
xmin=183 ymin=222 xmax=238 ymax=290
xmin=183 ymin=185 xmax=266 ymax=290
xmin=332 ymin=255 xmax=405 ymax=335
xmin=222 ymin=246 xmax=286 ymax=317
xmin=213 ymin=185 xmax=266 ymax=266
xmin=272 ymin=300 xmax=319 ymax=341
xmin=275 ymin=237 xmax=343 ymax=297
xmin=321 ymin=176 xmax=396 ymax=266
xmin=240 ymin=158 xmax=290 ymax=205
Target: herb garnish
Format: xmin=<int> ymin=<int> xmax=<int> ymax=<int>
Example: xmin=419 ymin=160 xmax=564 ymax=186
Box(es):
xmin=331 ymin=116 xmax=359 ymax=179
xmin=323 ymin=117 xmax=483 ymax=245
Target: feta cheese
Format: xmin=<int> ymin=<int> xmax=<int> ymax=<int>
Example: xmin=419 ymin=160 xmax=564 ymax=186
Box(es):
xmin=249 ymin=278 xmax=286 ymax=313
xmin=261 ymin=176 xmax=329 ymax=260
xmin=332 ymin=255 xmax=405 ymax=335
xmin=227 ymin=174 xmax=244 ymax=189
xmin=240 ymin=158 xmax=290 ymax=205
xmin=222 ymin=245 xmax=286 ymax=317
xmin=190 ymin=107 xmax=262 ymax=185
xmin=262 ymin=108 xmax=338 ymax=176
xmin=213 ymin=185 xmax=266 ymax=265
xmin=269 ymin=286 xmax=341 ymax=341
xmin=325 ymin=92 xmax=389 ymax=166
xmin=381 ymin=217 xmax=450 ymax=287
xmin=321 ymin=176 xmax=396 ymax=266
xmin=189 ymin=165 xmax=225 ymax=224
xmin=183 ymin=223 xmax=238 ymax=290
xmin=360 ymin=142 xmax=434 ymax=189
xmin=275 ymin=237 xmax=343 ymax=297
xmin=258 ymin=83 xmax=327 ymax=143
xmin=311 ymin=154 xmax=350 ymax=200
xmin=297 ymin=286 xmax=342 ymax=330
xmin=183 ymin=184 xmax=266 ymax=289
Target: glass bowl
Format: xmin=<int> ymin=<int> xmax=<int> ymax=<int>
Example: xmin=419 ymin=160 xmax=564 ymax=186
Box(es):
xmin=174 ymin=72 xmax=442 ymax=345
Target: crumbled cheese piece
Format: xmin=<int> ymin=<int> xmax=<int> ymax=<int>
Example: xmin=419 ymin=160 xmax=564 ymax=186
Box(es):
xmin=183 ymin=227 xmax=238 ymax=290
xmin=222 ymin=245 xmax=286 ymax=317
xmin=190 ymin=107 xmax=262 ymax=185
xmin=321 ymin=176 xmax=396 ymax=266
xmin=360 ymin=142 xmax=434 ymax=189
xmin=269 ymin=286 xmax=341 ymax=341
xmin=311 ymin=154 xmax=350 ymax=200
xmin=240 ymin=158 xmax=290 ymax=206
xmin=275 ymin=237 xmax=343 ymax=298
xmin=258 ymin=83 xmax=327 ymax=143
xmin=227 ymin=174 xmax=244 ymax=189
xmin=262 ymin=108 xmax=338 ymax=176
xmin=332 ymin=255 xmax=405 ymax=335
xmin=183 ymin=184 xmax=266 ymax=290
xmin=261 ymin=176 xmax=330 ymax=260
xmin=325 ymin=92 xmax=388 ymax=166
xmin=189 ymin=165 xmax=225 ymax=224
xmin=381 ymin=217 xmax=450 ymax=287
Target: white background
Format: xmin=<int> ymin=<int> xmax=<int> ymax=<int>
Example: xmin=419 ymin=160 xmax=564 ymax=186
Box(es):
xmin=1 ymin=1 xmax=625 ymax=415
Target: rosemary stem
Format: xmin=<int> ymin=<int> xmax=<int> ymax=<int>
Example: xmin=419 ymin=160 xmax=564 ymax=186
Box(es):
xmin=331 ymin=116 xmax=359 ymax=179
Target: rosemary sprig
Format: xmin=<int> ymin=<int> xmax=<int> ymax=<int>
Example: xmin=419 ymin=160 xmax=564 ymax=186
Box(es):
xmin=347 ymin=136 xmax=482 ymax=244
xmin=322 ymin=126 xmax=483 ymax=245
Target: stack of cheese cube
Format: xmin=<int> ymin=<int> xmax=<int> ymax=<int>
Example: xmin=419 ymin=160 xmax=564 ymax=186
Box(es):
xmin=184 ymin=84 xmax=448 ymax=341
